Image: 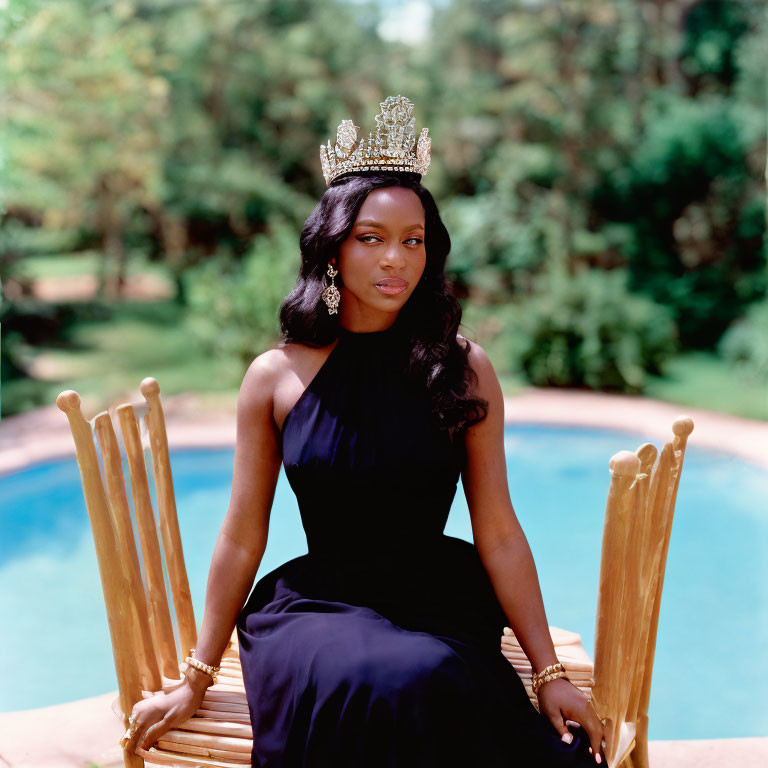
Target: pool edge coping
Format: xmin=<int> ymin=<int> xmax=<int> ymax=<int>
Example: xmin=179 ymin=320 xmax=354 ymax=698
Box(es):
xmin=1 ymin=386 xmax=766 ymax=476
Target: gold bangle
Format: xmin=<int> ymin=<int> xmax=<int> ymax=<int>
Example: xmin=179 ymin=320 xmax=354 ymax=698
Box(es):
xmin=189 ymin=649 xmax=221 ymax=674
xmin=186 ymin=653 xmax=220 ymax=674
xmin=184 ymin=655 xmax=220 ymax=685
xmin=533 ymin=661 xmax=564 ymax=679
xmin=532 ymin=669 xmax=568 ymax=694
xmin=531 ymin=661 xmax=568 ymax=695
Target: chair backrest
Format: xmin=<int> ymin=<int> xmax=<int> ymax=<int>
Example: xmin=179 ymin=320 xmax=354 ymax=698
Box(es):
xmin=592 ymin=416 xmax=694 ymax=768
xmin=56 ymin=378 xmax=196 ymax=745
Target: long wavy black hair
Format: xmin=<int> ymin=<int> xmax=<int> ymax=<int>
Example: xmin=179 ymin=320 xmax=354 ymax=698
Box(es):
xmin=279 ymin=171 xmax=488 ymax=443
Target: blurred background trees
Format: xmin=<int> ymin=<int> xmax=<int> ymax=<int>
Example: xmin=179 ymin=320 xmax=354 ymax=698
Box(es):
xmin=1 ymin=0 xmax=766 ymax=418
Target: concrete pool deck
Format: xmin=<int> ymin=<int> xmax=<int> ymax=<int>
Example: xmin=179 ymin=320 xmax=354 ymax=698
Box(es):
xmin=1 ymin=386 xmax=766 ymax=766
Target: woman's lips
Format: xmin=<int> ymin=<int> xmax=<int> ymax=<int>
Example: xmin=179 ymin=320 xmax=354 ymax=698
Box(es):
xmin=375 ymin=278 xmax=408 ymax=295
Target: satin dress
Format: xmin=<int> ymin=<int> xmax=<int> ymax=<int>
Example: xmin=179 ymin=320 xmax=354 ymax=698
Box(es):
xmin=236 ymin=323 xmax=597 ymax=767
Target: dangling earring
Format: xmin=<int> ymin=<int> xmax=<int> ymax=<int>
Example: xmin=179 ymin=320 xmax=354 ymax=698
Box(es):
xmin=321 ymin=262 xmax=340 ymax=315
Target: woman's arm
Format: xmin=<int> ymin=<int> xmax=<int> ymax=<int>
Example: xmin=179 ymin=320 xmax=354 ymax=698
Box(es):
xmin=461 ymin=339 xmax=604 ymax=762
xmin=460 ymin=339 xmax=558 ymax=674
xmin=192 ymin=350 xmax=285 ymax=670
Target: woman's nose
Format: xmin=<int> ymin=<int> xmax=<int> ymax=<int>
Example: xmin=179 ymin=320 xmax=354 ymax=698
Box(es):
xmin=380 ymin=242 xmax=407 ymax=269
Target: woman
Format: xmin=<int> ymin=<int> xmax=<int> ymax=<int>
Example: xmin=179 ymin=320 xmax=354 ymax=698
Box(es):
xmin=123 ymin=96 xmax=606 ymax=767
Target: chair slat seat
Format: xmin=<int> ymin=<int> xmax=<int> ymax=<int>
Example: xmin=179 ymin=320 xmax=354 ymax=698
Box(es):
xmin=155 ymin=727 xmax=253 ymax=753
xmin=154 ymin=742 xmax=251 ymax=762
xmin=196 ymin=710 xmax=252 ymax=723
xmin=58 ymin=378 xmax=692 ymax=768
xmin=139 ymin=746 xmax=250 ymax=767
xmin=176 ymin=717 xmax=253 ymax=738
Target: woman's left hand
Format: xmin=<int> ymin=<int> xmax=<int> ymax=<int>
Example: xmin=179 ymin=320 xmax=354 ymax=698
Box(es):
xmin=536 ymin=677 xmax=606 ymax=763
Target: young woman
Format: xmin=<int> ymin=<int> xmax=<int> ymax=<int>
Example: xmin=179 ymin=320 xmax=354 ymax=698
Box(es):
xmin=123 ymin=98 xmax=606 ymax=767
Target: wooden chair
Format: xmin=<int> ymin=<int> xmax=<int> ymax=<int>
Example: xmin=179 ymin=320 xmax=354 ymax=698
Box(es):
xmin=502 ymin=417 xmax=693 ymax=768
xmin=57 ymin=378 xmax=692 ymax=768
xmin=57 ymin=378 xmax=251 ymax=767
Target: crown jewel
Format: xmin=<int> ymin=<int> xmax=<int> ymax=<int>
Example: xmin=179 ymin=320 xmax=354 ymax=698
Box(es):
xmin=319 ymin=95 xmax=431 ymax=186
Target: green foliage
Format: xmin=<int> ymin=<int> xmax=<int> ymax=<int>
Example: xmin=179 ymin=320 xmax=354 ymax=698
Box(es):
xmin=594 ymin=95 xmax=767 ymax=347
xmin=488 ymin=268 xmax=678 ymax=393
xmin=717 ymin=298 xmax=768 ymax=385
xmin=1 ymin=0 xmax=766 ymax=418
xmin=442 ymin=190 xmax=548 ymax=298
xmin=679 ymin=0 xmax=753 ymax=89
xmin=183 ymin=218 xmax=300 ymax=371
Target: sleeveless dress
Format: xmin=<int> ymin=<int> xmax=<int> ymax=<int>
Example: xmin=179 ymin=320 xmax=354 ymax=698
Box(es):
xmin=236 ymin=323 xmax=597 ymax=767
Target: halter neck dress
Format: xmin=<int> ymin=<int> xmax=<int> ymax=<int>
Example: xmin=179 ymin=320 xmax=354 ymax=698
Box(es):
xmin=236 ymin=323 xmax=597 ymax=767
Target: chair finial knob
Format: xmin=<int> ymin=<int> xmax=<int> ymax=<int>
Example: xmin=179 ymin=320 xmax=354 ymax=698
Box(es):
xmin=608 ymin=450 xmax=641 ymax=477
xmin=56 ymin=390 xmax=82 ymax=413
xmin=140 ymin=377 xmax=160 ymax=398
xmin=672 ymin=416 xmax=694 ymax=437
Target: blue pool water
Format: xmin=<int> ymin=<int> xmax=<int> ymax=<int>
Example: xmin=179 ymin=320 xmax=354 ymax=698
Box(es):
xmin=1 ymin=424 xmax=766 ymax=740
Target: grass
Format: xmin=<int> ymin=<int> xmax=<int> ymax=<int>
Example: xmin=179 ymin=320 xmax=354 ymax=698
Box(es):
xmin=19 ymin=250 xmax=173 ymax=281
xmin=645 ymin=351 xmax=768 ymax=421
xmin=4 ymin=300 xmax=245 ymax=417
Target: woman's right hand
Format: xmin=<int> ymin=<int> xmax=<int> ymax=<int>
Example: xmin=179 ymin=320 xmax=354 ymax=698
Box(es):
xmin=121 ymin=672 xmax=209 ymax=756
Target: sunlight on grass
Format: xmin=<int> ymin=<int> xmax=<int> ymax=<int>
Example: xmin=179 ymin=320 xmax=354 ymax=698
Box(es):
xmin=646 ymin=351 xmax=768 ymax=420
xmin=8 ymin=300 xmax=251 ymax=415
xmin=20 ymin=251 xmax=173 ymax=281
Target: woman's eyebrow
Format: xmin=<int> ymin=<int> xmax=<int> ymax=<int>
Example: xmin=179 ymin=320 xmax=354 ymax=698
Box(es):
xmin=355 ymin=218 xmax=425 ymax=230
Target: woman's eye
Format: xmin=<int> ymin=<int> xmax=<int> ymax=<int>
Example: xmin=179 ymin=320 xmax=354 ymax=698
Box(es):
xmin=358 ymin=235 xmax=423 ymax=245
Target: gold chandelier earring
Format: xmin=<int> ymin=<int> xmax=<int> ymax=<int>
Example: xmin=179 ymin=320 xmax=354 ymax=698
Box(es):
xmin=321 ymin=262 xmax=340 ymax=315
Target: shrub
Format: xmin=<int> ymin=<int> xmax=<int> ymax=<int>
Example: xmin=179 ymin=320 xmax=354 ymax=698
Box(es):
xmin=183 ymin=218 xmax=300 ymax=370
xmin=717 ymin=298 xmax=768 ymax=385
xmin=489 ymin=268 xmax=679 ymax=392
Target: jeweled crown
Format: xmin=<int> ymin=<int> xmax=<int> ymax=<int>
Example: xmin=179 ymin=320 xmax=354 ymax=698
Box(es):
xmin=319 ymin=95 xmax=431 ymax=187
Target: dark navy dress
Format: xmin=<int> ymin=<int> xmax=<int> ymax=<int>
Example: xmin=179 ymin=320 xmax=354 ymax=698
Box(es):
xmin=236 ymin=323 xmax=596 ymax=767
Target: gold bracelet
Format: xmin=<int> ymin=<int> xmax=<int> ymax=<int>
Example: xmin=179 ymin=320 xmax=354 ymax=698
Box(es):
xmin=532 ymin=669 xmax=568 ymax=694
xmin=184 ymin=650 xmax=220 ymax=685
xmin=532 ymin=661 xmax=565 ymax=683
xmin=534 ymin=662 xmax=563 ymax=677
xmin=531 ymin=661 xmax=568 ymax=695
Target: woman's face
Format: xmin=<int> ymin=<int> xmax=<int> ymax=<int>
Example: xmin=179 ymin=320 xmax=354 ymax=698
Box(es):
xmin=335 ymin=186 xmax=426 ymax=329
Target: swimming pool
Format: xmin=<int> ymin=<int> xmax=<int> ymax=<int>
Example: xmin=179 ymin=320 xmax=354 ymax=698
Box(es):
xmin=1 ymin=424 xmax=766 ymax=740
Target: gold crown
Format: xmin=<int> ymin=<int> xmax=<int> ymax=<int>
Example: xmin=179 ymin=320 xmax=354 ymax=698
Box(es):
xmin=319 ymin=95 xmax=431 ymax=187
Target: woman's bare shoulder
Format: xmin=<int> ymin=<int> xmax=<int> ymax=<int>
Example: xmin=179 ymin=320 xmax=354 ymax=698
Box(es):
xmin=456 ymin=333 xmax=490 ymax=367
xmin=239 ymin=340 xmax=337 ymax=428
xmin=242 ymin=341 xmax=329 ymax=384
xmin=455 ymin=334 xmax=499 ymax=399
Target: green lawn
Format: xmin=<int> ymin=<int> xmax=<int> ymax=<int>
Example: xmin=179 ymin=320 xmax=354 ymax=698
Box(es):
xmin=20 ymin=250 xmax=173 ymax=281
xmin=644 ymin=351 xmax=768 ymax=421
xmin=3 ymin=300 xmax=246 ymax=417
